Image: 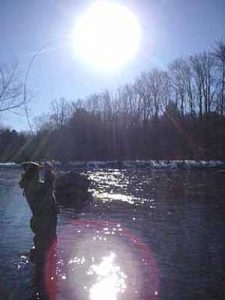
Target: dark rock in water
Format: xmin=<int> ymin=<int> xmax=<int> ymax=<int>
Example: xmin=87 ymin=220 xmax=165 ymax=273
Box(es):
xmin=55 ymin=171 xmax=92 ymax=209
xmin=56 ymin=171 xmax=90 ymax=190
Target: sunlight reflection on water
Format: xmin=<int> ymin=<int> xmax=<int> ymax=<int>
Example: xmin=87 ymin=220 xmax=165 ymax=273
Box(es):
xmin=92 ymin=191 xmax=135 ymax=204
xmin=88 ymin=170 xmax=129 ymax=191
xmin=46 ymin=219 xmax=159 ymax=300
xmin=88 ymin=169 xmax=153 ymax=207
xmin=88 ymin=252 xmax=127 ymax=300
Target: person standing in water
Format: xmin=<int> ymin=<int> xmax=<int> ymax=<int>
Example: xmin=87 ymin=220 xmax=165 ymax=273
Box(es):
xmin=19 ymin=162 xmax=59 ymax=265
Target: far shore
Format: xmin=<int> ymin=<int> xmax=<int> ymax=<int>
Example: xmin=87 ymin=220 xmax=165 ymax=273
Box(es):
xmin=1 ymin=160 xmax=225 ymax=170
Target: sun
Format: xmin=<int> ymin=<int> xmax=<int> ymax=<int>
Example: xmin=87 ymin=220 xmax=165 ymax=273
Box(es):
xmin=72 ymin=1 xmax=141 ymax=72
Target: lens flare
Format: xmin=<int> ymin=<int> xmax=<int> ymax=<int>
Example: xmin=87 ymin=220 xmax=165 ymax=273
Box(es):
xmin=45 ymin=220 xmax=159 ymax=300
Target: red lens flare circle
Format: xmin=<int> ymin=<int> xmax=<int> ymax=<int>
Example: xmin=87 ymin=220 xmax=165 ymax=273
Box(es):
xmin=45 ymin=219 xmax=160 ymax=300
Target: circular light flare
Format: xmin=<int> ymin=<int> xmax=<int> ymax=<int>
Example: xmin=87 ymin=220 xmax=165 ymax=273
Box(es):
xmin=72 ymin=1 xmax=141 ymax=72
xmin=45 ymin=220 xmax=160 ymax=300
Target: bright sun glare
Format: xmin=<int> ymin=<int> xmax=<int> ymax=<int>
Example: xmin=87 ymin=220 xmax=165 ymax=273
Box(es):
xmin=72 ymin=0 xmax=141 ymax=72
xmin=88 ymin=252 xmax=127 ymax=300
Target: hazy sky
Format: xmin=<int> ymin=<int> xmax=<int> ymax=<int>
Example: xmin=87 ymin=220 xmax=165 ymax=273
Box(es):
xmin=1 ymin=0 xmax=225 ymax=131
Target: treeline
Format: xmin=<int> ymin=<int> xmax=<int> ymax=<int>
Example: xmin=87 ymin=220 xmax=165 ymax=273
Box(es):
xmin=0 ymin=128 xmax=27 ymax=162
xmin=1 ymin=41 xmax=225 ymax=162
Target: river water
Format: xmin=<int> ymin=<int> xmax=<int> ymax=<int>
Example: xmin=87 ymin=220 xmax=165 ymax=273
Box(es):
xmin=0 ymin=168 xmax=225 ymax=300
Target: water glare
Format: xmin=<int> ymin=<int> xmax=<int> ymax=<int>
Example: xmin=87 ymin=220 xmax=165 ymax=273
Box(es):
xmin=88 ymin=252 xmax=127 ymax=300
xmin=47 ymin=219 xmax=159 ymax=299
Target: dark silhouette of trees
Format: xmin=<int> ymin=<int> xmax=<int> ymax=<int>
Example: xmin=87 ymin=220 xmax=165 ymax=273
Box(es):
xmin=1 ymin=41 xmax=225 ymax=163
xmin=0 ymin=127 xmax=26 ymax=162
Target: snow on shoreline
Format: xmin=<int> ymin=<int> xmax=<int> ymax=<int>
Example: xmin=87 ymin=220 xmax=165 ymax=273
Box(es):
xmin=1 ymin=160 xmax=225 ymax=170
xmin=64 ymin=159 xmax=225 ymax=169
xmin=0 ymin=162 xmax=21 ymax=168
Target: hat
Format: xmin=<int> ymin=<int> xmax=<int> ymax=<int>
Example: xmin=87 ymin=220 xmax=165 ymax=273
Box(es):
xmin=21 ymin=162 xmax=40 ymax=173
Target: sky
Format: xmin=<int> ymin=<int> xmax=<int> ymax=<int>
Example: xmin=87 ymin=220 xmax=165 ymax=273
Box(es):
xmin=0 ymin=0 xmax=225 ymax=131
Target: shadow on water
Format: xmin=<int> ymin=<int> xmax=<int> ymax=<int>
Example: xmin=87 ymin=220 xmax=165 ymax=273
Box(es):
xmin=1 ymin=168 xmax=225 ymax=299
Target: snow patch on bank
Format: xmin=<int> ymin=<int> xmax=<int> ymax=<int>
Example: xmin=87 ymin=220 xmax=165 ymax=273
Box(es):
xmin=0 ymin=160 xmax=225 ymax=170
xmin=65 ymin=160 xmax=225 ymax=170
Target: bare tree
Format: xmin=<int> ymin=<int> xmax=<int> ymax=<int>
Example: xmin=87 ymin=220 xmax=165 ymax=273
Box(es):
xmin=134 ymin=72 xmax=153 ymax=122
xmin=0 ymin=62 xmax=23 ymax=112
xmin=126 ymin=83 xmax=142 ymax=126
xmin=184 ymin=58 xmax=195 ymax=115
xmin=50 ymin=98 xmax=71 ymax=131
xmin=214 ymin=41 xmax=225 ymax=115
xmin=190 ymin=52 xmax=217 ymax=117
xmin=201 ymin=52 xmax=216 ymax=114
xmin=33 ymin=114 xmax=53 ymax=133
xmin=169 ymin=58 xmax=189 ymax=116
xmin=190 ymin=54 xmax=204 ymax=119
xmin=137 ymin=69 xmax=170 ymax=119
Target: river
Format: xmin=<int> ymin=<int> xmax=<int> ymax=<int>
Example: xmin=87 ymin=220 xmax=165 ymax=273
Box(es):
xmin=0 ymin=168 xmax=225 ymax=299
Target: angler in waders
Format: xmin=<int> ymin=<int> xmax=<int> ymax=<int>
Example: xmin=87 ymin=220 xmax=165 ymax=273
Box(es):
xmin=19 ymin=162 xmax=59 ymax=268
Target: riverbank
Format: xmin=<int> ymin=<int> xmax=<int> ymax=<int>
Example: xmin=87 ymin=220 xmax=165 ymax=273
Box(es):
xmin=1 ymin=160 xmax=225 ymax=170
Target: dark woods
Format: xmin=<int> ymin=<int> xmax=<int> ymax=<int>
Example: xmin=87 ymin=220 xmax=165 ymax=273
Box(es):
xmin=1 ymin=41 xmax=225 ymax=162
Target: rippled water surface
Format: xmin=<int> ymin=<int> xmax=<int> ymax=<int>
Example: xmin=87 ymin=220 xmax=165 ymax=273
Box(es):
xmin=1 ymin=168 xmax=225 ymax=300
